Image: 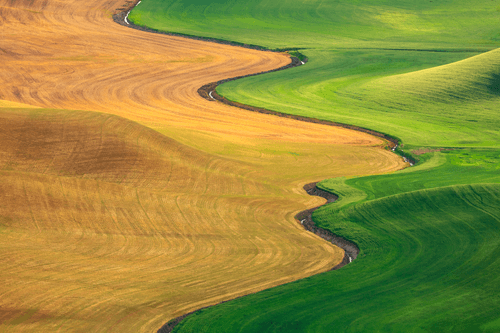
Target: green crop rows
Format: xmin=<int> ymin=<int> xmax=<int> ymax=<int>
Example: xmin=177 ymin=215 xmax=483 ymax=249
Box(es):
xmin=131 ymin=0 xmax=500 ymax=331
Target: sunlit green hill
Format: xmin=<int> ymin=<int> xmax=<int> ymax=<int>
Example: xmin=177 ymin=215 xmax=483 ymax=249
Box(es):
xmin=129 ymin=0 xmax=500 ymax=331
xmin=130 ymin=0 xmax=500 ymax=49
xmin=174 ymin=170 xmax=500 ymax=332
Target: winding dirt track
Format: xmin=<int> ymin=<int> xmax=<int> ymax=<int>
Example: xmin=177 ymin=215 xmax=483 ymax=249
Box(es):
xmin=0 ymin=0 xmax=406 ymax=331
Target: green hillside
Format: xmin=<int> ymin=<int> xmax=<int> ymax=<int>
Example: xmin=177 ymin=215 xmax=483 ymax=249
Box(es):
xmin=129 ymin=0 xmax=500 ymax=331
xmin=130 ymin=0 xmax=500 ymax=148
xmin=218 ymin=49 xmax=500 ymax=147
xmin=171 ymin=150 xmax=500 ymax=332
xmin=129 ymin=0 xmax=500 ymax=49
xmin=174 ymin=182 xmax=500 ymax=332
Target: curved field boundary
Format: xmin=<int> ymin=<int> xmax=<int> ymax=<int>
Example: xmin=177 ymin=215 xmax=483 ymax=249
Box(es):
xmin=197 ymin=65 xmax=423 ymax=165
xmin=111 ymin=0 xmax=412 ymax=157
xmin=111 ymin=5 xmax=405 ymax=332
xmin=200 ymin=81 xmax=403 ymax=152
xmin=0 ymin=0 xmax=409 ymax=330
xmin=296 ymin=183 xmax=359 ymax=269
xmin=199 ymin=83 xmax=421 ymax=164
xmin=158 ymin=182 xmax=359 ymax=333
xmin=198 ymin=66 xmax=421 ymax=165
xmin=112 ymin=2 xmax=297 ymax=53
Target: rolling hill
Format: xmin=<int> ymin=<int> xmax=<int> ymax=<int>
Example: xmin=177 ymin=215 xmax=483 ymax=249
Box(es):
xmin=127 ymin=0 xmax=500 ymax=331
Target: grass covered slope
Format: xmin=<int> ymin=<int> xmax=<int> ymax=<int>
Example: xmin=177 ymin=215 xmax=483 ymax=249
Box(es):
xmin=173 ymin=150 xmax=500 ymax=332
xmin=130 ymin=0 xmax=500 ymax=149
xmin=129 ymin=0 xmax=500 ymax=49
xmin=218 ymin=48 xmax=500 ymax=147
xmin=0 ymin=0 xmax=409 ymax=329
xmin=175 ymin=183 xmax=500 ymax=333
xmin=346 ymin=49 xmax=500 ymax=147
xmin=129 ymin=0 xmax=500 ymax=331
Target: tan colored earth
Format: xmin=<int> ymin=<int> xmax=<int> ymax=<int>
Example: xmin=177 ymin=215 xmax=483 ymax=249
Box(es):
xmin=0 ymin=0 xmax=407 ymax=331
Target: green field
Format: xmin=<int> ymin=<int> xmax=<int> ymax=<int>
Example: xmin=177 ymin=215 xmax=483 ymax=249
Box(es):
xmin=218 ymin=49 xmax=500 ymax=148
xmin=174 ymin=182 xmax=500 ymax=332
xmin=170 ymin=150 xmax=500 ymax=332
xmin=130 ymin=0 xmax=500 ymax=149
xmin=130 ymin=0 xmax=500 ymax=331
xmin=129 ymin=0 xmax=500 ymax=50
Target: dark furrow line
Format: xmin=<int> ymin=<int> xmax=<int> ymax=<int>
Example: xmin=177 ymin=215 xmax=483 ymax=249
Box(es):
xmin=112 ymin=3 xmax=292 ymax=53
xmin=297 ymin=182 xmax=360 ymax=269
xmin=199 ymin=81 xmax=404 ymax=151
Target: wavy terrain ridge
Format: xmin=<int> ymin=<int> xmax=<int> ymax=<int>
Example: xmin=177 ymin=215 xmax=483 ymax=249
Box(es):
xmin=0 ymin=0 xmax=406 ymax=331
xmin=125 ymin=0 xmax=500 ymax=331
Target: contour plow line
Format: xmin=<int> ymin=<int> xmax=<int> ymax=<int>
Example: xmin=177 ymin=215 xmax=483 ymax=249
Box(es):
xmin=0 ymin=0 xmax=407 ymax=331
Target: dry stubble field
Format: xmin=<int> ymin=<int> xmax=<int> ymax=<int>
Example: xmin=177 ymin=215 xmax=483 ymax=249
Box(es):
xmin=0 ymin=0 xmax=406 ymax=331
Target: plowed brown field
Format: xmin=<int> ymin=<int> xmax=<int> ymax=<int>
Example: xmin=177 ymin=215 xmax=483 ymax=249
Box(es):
xmin=0 ymin=0 xmax=406 ymax=331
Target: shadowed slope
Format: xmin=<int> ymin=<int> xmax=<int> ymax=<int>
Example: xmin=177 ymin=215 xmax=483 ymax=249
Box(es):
xmin=0 ymin=104 xmax=404 ymax=332
xmin=0 ymin=106 xmax=346 ymax=332
xmin=369 ymin=48 xmax=500 ymax=101
xmin=0 ymin=108 xmax=255 ymax=191
xmin=344 ymin=49 xmax=500 ymax=147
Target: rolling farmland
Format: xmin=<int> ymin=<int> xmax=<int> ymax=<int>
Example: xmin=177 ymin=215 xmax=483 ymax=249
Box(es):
xmin=131 ymin=0 xmax=500 ymax=148
xmin=0 ymin=0 xmax=407 ymax=332
xmin=129 ymin=0 xmax=500 ymax=331
xmin=174 ymin=182 xmax=500 ymax=332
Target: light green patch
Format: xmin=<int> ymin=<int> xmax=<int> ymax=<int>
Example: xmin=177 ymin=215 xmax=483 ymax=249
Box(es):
xmin=316 ymin=177 xmax=366 ymax=210
xmin=398 ymin=152 xmax=446 ymax=173
xmin=482 ymin=317 xmax=500 ymax=331
xmin=370 ymin=8 xmax=437 ymax=33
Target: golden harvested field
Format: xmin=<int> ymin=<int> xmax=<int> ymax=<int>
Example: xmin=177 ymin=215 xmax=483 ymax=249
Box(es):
xmin=0 ymin=0 xmax=406 ymax=331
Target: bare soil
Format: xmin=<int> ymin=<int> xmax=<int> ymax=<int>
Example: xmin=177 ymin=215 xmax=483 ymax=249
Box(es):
xmin=200 ymin=84 xmax=399 ymax=150
xmin=157 ymin=182 xmax=359 ymax=333
xmin=0 ymin=0 xmax=407 ymax=329
xmin=114 ymin=2 xmax=397 ymax=150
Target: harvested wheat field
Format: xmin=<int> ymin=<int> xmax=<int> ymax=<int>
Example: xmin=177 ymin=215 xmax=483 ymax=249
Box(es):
xmin=0 ymin=0 xmax=406 ymax=331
